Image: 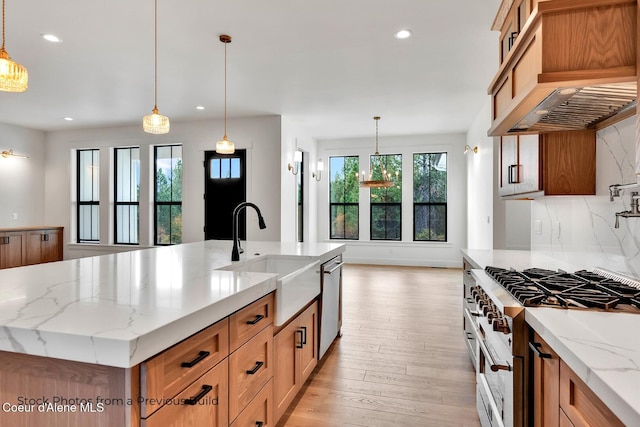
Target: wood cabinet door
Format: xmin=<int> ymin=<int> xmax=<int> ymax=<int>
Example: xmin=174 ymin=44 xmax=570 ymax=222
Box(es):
xmin=273 ymin=319 xmax=301 ymax=423
xmin=499 ymin=136 xmax=518 ymax=197
xmin=25 ymin=229 xmax=45 ymax=265
xmin=0 ymin=231 xmax=26 ymax=269
xmin=542 ymin=131 xmax=596 ymax=196
xmin=531 ymin=332 xmax=560 ymax=427
xmin=298 ymin=302 xmax=318 ymax=384
xmin=514 ymin=134 xmax=541 ymax=195
xmin=41 ymin=229 xmax=62 ymax=263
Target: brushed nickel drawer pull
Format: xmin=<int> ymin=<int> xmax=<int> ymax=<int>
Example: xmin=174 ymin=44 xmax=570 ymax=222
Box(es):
xmin=184 ymin=384 xmax=213 ymax=405
xmin=181 ymin=350 xmax=210 ymax=368
xmin=246 ymin=314 xmax=265 ymax=325
xmin=246 ymin=361 xmax=264 ymax=375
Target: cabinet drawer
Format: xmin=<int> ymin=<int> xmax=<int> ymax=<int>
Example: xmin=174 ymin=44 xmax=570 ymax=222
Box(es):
xmin=140 ymin=318 xmax=229 ymax=417
xmin=142 ymin=358 xmax=229 ymax=427
xmin=229 ymin=293 xmax=274 ymax=351
xmin=559 ymin=360 xmax=623 ymax=427
xmin=230 ymin=379 xmax=273 ymax=427
xmin=229 ymin=325 xmax=273 ymax=421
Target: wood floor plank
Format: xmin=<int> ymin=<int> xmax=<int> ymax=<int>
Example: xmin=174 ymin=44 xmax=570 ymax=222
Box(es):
xmin=278 ymin=264 xmax=480 ymax=427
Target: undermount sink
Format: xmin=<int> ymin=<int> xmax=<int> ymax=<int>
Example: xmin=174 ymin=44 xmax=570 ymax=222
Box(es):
xmin=219 ymin=255 xmax=320 ymax=326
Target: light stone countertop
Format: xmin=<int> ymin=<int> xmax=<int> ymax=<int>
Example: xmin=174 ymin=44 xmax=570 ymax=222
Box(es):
xmin=0 ymin=240 xmax=345 ymax=368
xmin=461 ymin=248 xmax=640 ymax=426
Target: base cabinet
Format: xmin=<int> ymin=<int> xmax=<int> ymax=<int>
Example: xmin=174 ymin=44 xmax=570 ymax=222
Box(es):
xmin=273 ymin=301 xmax=318 ymax=423
xmin=0 ymin=227 xmax=63 ymax=269
xmin=530 ymin=330 xmax=624 ymax=427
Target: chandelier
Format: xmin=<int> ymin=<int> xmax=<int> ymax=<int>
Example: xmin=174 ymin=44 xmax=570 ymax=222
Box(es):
xmin=0 ymin=0 xmax=28 ymax=92
xmin=142 ymin=0 xmax=170 ymax=134
xmin=359 ymin=116 xmax=395 ymax=188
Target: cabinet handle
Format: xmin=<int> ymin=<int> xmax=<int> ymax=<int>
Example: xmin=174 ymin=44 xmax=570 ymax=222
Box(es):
xmin=300 ymin=326 xmax=307 ymax=345
xmin=246 ymin=314 xmax=265 ymax=325
xmin=246 ymin=361 xmax=264 ymax=375
xmin=41 ymin=234 xmax=49 ymax=242
xmin=529 ymin=341 xmax=552 ymax=359
xmin=296 ymin=330 xmax=304 ymax=349
xmin=0 ymin=236 xmax=9 ymax=245
xmin=183 ymin=384 xmax=213 ymax=405
xmin=508 ymin=164 xmax=521 ymax=184
xmin=466 ymin=332 xmax=474 ymax=340
xmin=324 ymin=261 xmax=344 ymax=274
xmin=181 ymin=350 xmax=210 ymax=368
xmin=256 ymin=422 xmax=264 ymax=427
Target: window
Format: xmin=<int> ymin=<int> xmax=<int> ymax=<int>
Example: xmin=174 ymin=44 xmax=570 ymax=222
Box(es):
xmin=114 ymin=147 xmax=140 ymax=244
xmin=209 ymin=157 xmax=241 ymax=179
xmin=77 ymin=149 xmax=100 ymax=243
xmin=413 ymin=153 xmax=447 ymax=241
xmin=154 ymin=145 xmax=182 ymax=245
xmin=370 ymin=154 xmax=402 ymax=240
xmin=329 ymin=156 xmax=359 ymax=239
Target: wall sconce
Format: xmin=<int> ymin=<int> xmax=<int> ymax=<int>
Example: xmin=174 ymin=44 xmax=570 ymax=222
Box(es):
xmin=287 ymin=149 xmax=303 ymax=175
xmin=1 ymin=149 xmax=28 ymax=159
xmin=464 ymin=145 xmax=478 ymax=155
xmin=312 ymin=158 xmax=324 ymax=181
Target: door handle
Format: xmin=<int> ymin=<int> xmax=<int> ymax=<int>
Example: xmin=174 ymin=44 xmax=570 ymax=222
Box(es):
xmin=296 ymin=330 xmax=304 ymax=349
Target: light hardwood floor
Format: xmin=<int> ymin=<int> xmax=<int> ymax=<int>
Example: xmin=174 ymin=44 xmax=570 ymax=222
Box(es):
xmin=278 ymin=264 xmax=480 ymax=427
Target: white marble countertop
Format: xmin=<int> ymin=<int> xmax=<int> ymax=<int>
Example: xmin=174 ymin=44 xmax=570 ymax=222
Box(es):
xmin=462 ymin=248 xmax=640 ymax=426
xmin=0 ymin=240 xmax=345 ymax=368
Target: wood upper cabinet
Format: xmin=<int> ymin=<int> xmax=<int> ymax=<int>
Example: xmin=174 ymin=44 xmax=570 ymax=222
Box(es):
xmin=0 ymin=227 xmax=63 ymax=269
xmin=499 ymin=130 xmax=595 ymax=198
xmin=273 ymin=301 xmax=318 ymax=424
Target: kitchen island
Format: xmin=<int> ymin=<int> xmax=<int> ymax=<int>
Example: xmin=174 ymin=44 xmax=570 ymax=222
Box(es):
xmin=0 ymin=240 xmax=344 ymax=426
xmin=462 ymin=249 xmax=640 ymax=426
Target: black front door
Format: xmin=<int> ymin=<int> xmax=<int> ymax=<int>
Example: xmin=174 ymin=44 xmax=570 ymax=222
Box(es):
xmin=204 ymin=149 xmax=246 ymax=240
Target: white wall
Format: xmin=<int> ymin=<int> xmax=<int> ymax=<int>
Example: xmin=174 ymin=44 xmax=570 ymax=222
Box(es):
xmin=317 ymin=132 xmax=467 ymax=268
xmin=0 ymin=123 xmax=46 ymax=227
xmin=465 ymin=100 xmax=495 ymax=249
xmin=531 ymin=116 xmax=640 ymax=275
xmin=43 ymin=116 xmax=282 ymax=258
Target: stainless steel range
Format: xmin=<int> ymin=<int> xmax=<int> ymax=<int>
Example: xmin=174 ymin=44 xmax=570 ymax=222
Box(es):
xmin=462 ymin=265 xmax=640 ymax=427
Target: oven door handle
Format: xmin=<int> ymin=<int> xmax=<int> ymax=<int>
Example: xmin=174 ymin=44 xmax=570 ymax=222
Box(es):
xmin=478 ymin=337 xmax=512 ymax=372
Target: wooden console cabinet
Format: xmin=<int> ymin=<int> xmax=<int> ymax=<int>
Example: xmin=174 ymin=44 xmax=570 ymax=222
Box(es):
xmin=0 ymin=226 xmax=63 ymax=269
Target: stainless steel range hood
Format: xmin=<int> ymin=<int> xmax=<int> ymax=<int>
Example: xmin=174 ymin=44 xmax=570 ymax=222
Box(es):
xmin=509 ymin=82 xmax=637 ymax=133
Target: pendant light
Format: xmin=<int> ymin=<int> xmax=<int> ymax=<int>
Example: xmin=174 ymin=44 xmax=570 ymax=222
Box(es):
xmin=359 ymin=116 xmax=395 ymax=188
xmin=215 ymin=34 xmax=235 ymax=154
xmin=142 ymin=0 xmax=170 ymax=134
xmin=0 ymin=0 xmax=28 ymax=92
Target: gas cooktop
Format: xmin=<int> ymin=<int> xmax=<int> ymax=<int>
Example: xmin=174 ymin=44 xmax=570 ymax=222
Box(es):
xmin=484 ymin=266 xmax=640 ymax=312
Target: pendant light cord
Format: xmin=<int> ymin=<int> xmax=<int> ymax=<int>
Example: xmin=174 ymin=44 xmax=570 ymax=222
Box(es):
xmin=153 ymin=0 xmax=158 ymax=111
xmin=223 ymin=39 xmax=228 ymax=139
xmin=2 ymin=0 xmax=6 ymax=51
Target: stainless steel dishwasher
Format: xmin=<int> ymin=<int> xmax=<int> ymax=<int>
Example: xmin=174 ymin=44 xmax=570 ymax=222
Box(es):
xmin=319 ymin=254 xmax=343 ymax=359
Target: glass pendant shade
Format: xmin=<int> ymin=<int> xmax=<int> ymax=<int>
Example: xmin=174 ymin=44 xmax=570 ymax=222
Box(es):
xmin=0 ymin=0 xmax=28 ymax=93
xmin=216 ymin=136 xmax=235 ymax=154
xmin=143 ymin=107 xmax=170 ymax=134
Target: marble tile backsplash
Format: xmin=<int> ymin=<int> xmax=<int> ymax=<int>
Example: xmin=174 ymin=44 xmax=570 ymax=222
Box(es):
xmin=531 ymin=116 xmax=640 ymax=277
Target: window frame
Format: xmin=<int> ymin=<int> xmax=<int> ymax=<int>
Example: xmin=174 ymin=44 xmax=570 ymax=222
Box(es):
xmin=154 ymin=145 xmax=183 ymax=246
xmin=413 ymin=152 xmax=448 ymax=242
xmin=76 ymin=149 xmax=100 ymax=244
xmin=114 ymin=147 xmax=140 ymax=245
xmin=369 ymin=153 xmax=402 ymax=241
xmin=329 ymin=155 xmax=360 ymax=240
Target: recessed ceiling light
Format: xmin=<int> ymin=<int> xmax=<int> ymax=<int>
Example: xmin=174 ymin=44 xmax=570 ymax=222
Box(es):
xmin=41 ymin=34 xmax=62 ymax=43
xmin=394 ymin=29 xmax=412 ymax=39
xmin=196 ymin=105 xmax=205 ymax=110
xmin=64 ymin=117 xmax=73 ymax=121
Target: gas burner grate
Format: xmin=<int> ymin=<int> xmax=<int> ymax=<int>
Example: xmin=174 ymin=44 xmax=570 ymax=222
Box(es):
xmin=484 ymin=266 xmax=640 ymax=312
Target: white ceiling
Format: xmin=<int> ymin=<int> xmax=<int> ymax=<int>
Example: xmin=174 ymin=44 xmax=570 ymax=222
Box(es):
xmin=0 ymin=0 xmax=500 ymax=140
